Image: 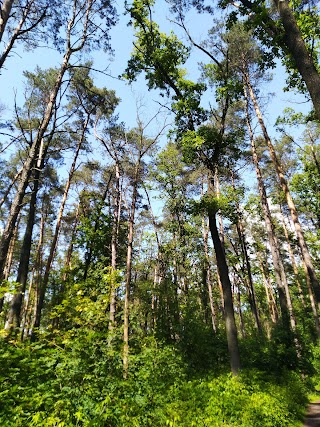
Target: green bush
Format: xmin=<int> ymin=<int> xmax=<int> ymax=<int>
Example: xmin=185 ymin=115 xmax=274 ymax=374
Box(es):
xmin=0 ymin=336 xmax=309 ymax=427
xmin=163 ymin=370 xmax=308 ymax=427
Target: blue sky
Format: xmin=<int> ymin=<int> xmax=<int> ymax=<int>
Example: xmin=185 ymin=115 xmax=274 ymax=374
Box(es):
xmin=0 ymin=1 xmax=311 ymax=187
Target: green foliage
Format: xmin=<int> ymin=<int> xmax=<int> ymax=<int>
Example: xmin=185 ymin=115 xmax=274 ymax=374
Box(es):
xmin=0 ymin=336 xmax=184 ymax=426
xmin=163 ymin=370 xmax=307 ymax=427
xmin=125 ymin=0 xmax=207 ymax=134
xmin=51 ymin=265 xmax=121 ymax=331
xmin=125 ymin=0 xmax=189 ymax=92
xmin=0 ymin=333 xmax=310 ymax=427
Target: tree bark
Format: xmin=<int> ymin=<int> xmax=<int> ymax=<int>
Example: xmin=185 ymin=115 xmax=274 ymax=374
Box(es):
xmin=21 ymin=203 xmax=46 ymax=341
xmin=245 ymin=74 xmax=320 ymax=310
xmin=238 ymin=0 xmax=320 ymax=120
xmin=0 ymin=0 xmax=95 ymax=285
xmin=208 ymin=208 xmax=240 ymax=375
xmin=232 ymin=171 xmax=262 ymax=333
xmin=0 ymin=213 xmax=20 ymax=315
xmin=244 ymin=84 xmax=295 ymax=331
xmin=258 ymin=255 xmax=278 ymax=324
xmin=5 ymin=171 xmax=40 ymax=332
xmin=202 ymin=215 xmax=217 ymax=333
xmin=5 ymin=135 xmax=49 ymax=333
xmin=272 ymin=0 xmax=320 ymax=120
xmin=32 ymin=124 xmax=85 ymax=334
xmin=0 ymin=0 xmax=14 ymax=42
xmin=123 ymin=158 xmax=141 ymax=379
xmin=109 ymin=162 xmax=122 ymax=330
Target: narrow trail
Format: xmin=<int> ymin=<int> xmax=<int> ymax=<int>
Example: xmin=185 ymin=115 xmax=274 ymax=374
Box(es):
xmin=304 ymin=401 xmax=320 ymax=427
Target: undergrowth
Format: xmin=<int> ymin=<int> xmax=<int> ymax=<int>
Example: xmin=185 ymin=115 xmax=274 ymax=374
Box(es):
xmin=0 ymin=334 xmax=311 ymax=426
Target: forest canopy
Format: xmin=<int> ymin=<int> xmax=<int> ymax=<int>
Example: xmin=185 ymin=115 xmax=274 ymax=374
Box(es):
xmin=0 ymin=0 xmax=320 ymax=425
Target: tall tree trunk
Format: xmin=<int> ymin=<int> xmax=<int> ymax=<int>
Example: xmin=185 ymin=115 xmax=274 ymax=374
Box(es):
xmin=202 ymin=215 xmax=217 ymax=333
xmin=258 ymin=255 xmax=279 ymax=324
xmin=0 ymin=0 xmax=93 ymax=285
xmin=214 ymin=170 xmax=225 ymax=249
xmin=5 ymin=172 xmax=40 ymax=333
xmin=279 ymin=205 xmax=306 ymax=307
xmin=32 ymin=126 xmax=85 ymax=335
xmin=235 ymin=216 xmax=262 ymax=332
xmin=3 ymin=213 xmax=20 ymax=282
xmin=235 ymin=277 xmax=246 ymax=339
xmin=0 ymin=214 xmax=20 ymax=315
xmin=109 ymin=162 xmax=122 ymax=331
xmin=272 ymin=0 xmax=320 ymax=121
xmin=232 ymin=172 xmax=262 ymax=333
xmin=245 ymin=73 xmax=320 ymax=310
xmin=62 ymin=203 xmax=80 ymax=282
xmin=208 ymin=207 xmax=240 ymax=375
xmin=5 ymin=136 xmax=48 ymax=333
xmin=244 ymin=85 xmax=295 ymax=331
xmin=21 ymin=205 xmax=46 ymax=341
xmin=123 ymin=159 xmax=141 ymax=379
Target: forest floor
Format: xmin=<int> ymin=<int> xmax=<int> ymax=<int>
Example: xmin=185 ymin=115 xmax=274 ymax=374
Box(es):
xmin=303 ymin=400 xmax=320 ymax=427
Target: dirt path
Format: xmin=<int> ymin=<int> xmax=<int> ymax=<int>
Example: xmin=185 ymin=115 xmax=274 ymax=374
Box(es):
xmin=304 ymin=401 xmax=320 ymax=427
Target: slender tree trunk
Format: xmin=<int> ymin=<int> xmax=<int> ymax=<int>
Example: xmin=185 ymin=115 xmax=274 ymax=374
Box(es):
xmin=258 ymin=255 xmax=278 ymax=324
xmin=208 ymin=207 xmax=240 ymax=375
xmin=235 ymin=278 xmax=246 ymax=339
xmin=109 ymin=163 xmax=121 ymax=331
xmin=279 ymin=205 xmax=306 ymax=307
xmin=236 ymin=216 xmax=262 ymax=332
xmin=123 ymin=159 xmax=141 ymax=379
xmin=244 ymin=85 xmax=296 ymax=331
xmin=0 ymin=49 xmax=71 ymax=284
xmin=5 ymin=173 xmax=40 ymax=332
xmin=62 ymin=203 xmax=80 ymax=282
xmin=5 ymin=136 xmax=48 ymax=333
xmin=214 ymin=170 xmax=225 ymax=249
xmin=32 ymin=126 xmax=85 ymax=335
xmin=202 ymin=215 xmax=217 ymax=333
xmin=245 ymin=74 xmax=320 ymax=310
xmin=24 ymin=199 xmax=46 ymax=340
xmin=151 ymin=265 xmax=160 ymax=330
xmin=232 ymin=172 xmax=262 ymax=333
xmin=0 ymin=214 xmax=20 ymax=315
xmin=3 ymin=213 xmax=20 ymax=282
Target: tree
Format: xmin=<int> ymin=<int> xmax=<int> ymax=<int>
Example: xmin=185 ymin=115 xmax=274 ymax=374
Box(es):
xmin=126 ymin=0 xmax=241 ymax=373
xmin=0 ymin=0 xmax=117 ymax=291
xmin=31 ymin=67 xmax=119 ymax=337
xmin=122 ymin=113 xmax=164 ymax=378
xmin=0 ymin=0 xmax=62 ymax=70
xmin=169 ymin=0 xmax=320 ymax=119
